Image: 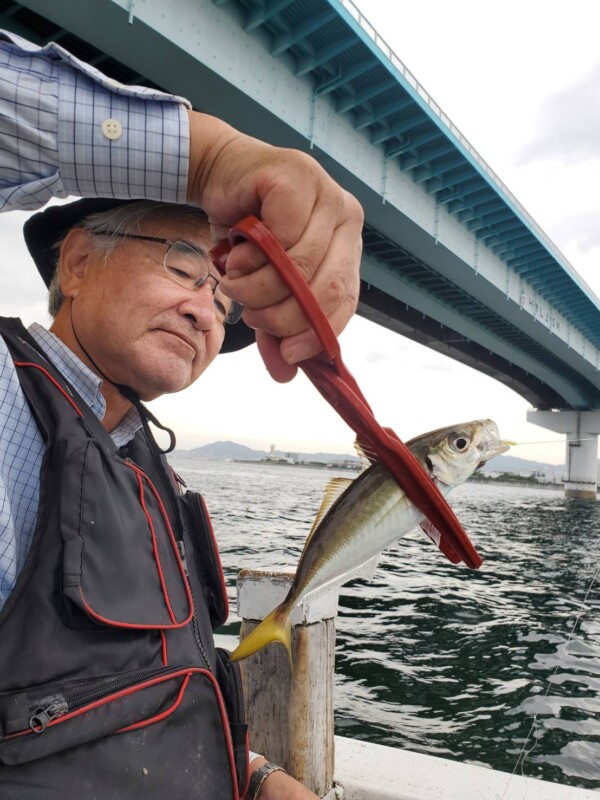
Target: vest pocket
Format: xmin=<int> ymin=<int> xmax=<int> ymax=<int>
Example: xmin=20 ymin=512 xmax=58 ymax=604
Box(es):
xmin=0 ymin=666 xmax=240 ymax=798
xmin=179 ymin=490 xmax=229 ymax=628
xmin=61 ymin=444 xmax=193 ymax=629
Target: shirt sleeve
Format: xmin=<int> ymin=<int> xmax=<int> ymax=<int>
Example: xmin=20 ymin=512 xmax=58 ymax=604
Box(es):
xmin=0 ymin=29 xmax=190 ymax=212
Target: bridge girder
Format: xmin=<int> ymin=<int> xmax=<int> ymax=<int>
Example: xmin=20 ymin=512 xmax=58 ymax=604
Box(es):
xmin=3 ymin=0 xmax=599 ymax=413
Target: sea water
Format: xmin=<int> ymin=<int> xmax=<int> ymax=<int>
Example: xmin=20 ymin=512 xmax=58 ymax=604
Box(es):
xmin=170 ymin=456 xmax=600 ymax=791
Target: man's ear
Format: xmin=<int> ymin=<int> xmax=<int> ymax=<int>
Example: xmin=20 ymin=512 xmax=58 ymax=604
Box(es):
xmin=58 ymin=228 xmax=95 ymax=299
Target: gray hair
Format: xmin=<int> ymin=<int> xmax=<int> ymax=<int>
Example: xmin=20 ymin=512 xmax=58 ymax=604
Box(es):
xmin=48 ymin=201 xmax=209 ymax=317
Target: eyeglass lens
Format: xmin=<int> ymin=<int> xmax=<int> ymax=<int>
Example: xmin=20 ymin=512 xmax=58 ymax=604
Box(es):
xmin=165 ymin=242 xmax=242 ymax=324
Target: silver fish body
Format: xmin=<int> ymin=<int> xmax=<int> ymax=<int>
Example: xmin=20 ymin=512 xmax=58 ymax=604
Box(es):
xmin=231 ymin=419 xmax=509 ymax=664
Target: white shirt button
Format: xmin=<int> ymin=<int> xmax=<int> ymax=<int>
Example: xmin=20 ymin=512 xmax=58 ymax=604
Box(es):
xmin=101 ymin=119 xmax=123 ymax=140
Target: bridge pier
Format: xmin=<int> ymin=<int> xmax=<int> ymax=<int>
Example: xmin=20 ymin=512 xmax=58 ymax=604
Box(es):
xmin=527 ymin=410 xmax=600 ymax=499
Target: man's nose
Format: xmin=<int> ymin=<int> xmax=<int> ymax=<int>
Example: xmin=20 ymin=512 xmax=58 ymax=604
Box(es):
xmin=178 ymin=283 xmax=218 ymax=330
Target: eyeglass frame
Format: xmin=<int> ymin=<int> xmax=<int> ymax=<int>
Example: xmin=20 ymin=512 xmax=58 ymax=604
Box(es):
xmin=90 ymin=231 xmax=243 ymax=324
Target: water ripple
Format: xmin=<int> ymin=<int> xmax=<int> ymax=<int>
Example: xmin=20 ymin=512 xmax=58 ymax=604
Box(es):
xmin=172 ymin=458 xmax=600 ymax=791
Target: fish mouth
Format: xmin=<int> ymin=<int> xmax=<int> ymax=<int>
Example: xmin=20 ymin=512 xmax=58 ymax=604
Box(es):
xmin=476 ymin=423 xmax=512 ymax=466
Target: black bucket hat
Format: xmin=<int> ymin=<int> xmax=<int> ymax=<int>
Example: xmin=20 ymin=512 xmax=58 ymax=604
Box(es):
xmin=22 ymin=197 xmax=255 ymax=354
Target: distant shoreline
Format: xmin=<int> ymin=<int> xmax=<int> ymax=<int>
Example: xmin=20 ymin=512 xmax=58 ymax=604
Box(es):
xmin=468 ymin=477 xmax=563 ymax=490
xmin=233 ymin=458 xmax=360 ymax=471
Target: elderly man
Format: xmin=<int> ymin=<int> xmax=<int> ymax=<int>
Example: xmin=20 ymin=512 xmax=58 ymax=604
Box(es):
xmin=0 ymin=27 xmax=363 ymax=800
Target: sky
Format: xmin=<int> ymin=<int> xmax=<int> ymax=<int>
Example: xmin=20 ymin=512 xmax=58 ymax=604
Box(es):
xmin=3 ymin=0 xmax=600 ymax=466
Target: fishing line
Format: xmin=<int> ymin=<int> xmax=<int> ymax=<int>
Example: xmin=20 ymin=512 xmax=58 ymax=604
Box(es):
xmin=498 ymin=565 xmax=600 ymax=799
xmin=510 ymin=436 xmax=599 ymax=446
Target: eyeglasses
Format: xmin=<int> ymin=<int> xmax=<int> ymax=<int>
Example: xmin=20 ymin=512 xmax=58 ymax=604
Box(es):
xmin=92 ymin=231 xmax=243 ymax=325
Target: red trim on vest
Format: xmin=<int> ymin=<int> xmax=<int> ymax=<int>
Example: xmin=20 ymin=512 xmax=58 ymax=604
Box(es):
xmin=14 ymin=362 xmax=83 ymax=417
xmin=117 ymin=673 xmax=190 ymax=733
xmin=241 ymin=730 xmax=251 ymax=799
xmin=160 ymin=631 xmax=168 ymax=666
xmin=3 ymin=668 xmax=240 ymax=800
xmin=200 ymin=495 xmax=230 ymax=622
xmin=126 ymin=461 xmax=195 ymax=619
xmin=133 ymin=470 xmax=178 ymax=625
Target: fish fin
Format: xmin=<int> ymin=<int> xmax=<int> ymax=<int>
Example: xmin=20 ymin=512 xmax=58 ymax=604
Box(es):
xmin=230 ymin=605 xmax=294 ymax=670
xmin=305 ymin=477 xmax=354 ymax=546
xmin=354 ymin=437 xmax=378 ymax=469
xmin=419 ymin=519 xmax=463 ymax=564
xmin=303 ymin=553 xmax=383 ymax=600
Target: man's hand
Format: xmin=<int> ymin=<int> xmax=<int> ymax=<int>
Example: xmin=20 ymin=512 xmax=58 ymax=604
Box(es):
xmin=247 ymin=758 xmax=320 ymax=800
xmin=187 ymin=111 xmax=363 ymax=382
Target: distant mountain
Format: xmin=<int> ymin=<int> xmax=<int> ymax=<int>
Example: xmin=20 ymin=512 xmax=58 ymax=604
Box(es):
xmin=174 ymin=440 xmax=359 ymax=464
xmin=177 ymin=441 xmax=265 ymax=460
xmin=479 ymin=454 xmax=565 ymax=474
xmin=174 ymin=442 xmax=573 ymax=473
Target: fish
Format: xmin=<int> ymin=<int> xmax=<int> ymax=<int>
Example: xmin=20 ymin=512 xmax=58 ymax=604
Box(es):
xmin=230 ymin=419 xmax=510 ymax=665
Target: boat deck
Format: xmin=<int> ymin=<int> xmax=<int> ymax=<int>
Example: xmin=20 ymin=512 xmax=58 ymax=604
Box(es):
xmin=332 ymin=736 xmax=597 ymax=799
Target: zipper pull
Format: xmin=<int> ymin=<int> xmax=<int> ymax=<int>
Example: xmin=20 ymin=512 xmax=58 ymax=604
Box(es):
xmin=29 ymin=696 xmax=68 ymax=733
xmin=177 ymin=540 xmax=189 ymax=576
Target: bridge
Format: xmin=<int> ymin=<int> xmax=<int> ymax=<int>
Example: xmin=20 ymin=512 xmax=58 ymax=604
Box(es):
xmin=2 ymin=0 xmax=599 ymax=496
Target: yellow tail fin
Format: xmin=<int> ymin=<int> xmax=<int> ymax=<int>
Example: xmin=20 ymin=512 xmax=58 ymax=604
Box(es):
xmin=230 ymin=605 xmax=293 ymax=668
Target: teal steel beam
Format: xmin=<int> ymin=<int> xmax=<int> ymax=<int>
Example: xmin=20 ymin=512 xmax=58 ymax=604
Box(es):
xmin=461 ymin=199 xmax=503 ymax=222
xmin=490 ymin=236 xmax=535 ymax=258
xmin=295 ymin=35 xmax=356 ymax=77
xmin=425 ymin=165 xmax=476 ymax=193
xmin=460 ymin=205 xmax=504 ymax=228
xmin=472 ymin=207 xmax=515 ymax=227
xmin=493 ymin=241 xmax=539 ymax=259
xmin=497 ymin=229 xmax=535 ymax=246
xmin=387 ymin=130 xmax=443 ymax=161
xmin=244 ymin=0 xmax=296 ymax=32
xmin=353 ymin=95 xmax=413 ymax=130
xmin=478 ymin=221 xmax=524 ymax=241
xmin=458 ymin=183 xmax=493 ymax=202
xmin=493 ymin=218 xmax=530 ymax=235
xmin=337 ymin=77 xmax=397 ymax=113
xmin=399 ymin=141 xmax=456 ymax=171
xmin=516 ymin=256 xmax=555 ymax=272
xmin=370 ymin=111 xmax=427 ymax=144
xmin=315 ymin=56 xmax=378 ymax=96
xmin=271 ymin=9 xmax=337 ymax=55
xmin=489 ymin=228 xmax=539 ymax=250
xmin=446 ymin=188 xmax=490 ymax=212
xmin=413 ymin=154 xmax=466 ymax=183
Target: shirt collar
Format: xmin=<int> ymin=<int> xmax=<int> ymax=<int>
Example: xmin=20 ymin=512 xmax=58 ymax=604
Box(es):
xmin=28 ymin=323 xmax=142 ymax=447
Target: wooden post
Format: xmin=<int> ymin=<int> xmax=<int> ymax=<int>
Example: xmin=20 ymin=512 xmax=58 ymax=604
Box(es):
xmin=237 ymin=570 xmax=337 ymax=797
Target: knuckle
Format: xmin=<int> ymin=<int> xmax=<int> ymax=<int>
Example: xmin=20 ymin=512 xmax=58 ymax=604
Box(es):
xmin=327 ymin=269 xmax=358 ymax=314
xmin=291 ymin=250 xmax=319 ymax=281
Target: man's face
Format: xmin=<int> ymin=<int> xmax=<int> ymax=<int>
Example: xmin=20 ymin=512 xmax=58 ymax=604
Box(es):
xmin=58 ymin=211 xmax=228 ymax=400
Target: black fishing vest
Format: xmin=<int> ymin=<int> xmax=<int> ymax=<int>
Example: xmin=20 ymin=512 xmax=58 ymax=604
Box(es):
xmin=0 ymin=318 xmax=248 ymax=799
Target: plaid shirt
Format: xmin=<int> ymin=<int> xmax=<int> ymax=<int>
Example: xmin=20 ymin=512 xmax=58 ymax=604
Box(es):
xmin=0 ymin=29 xmax=191 ymax=608
xmin=0 ymin=28 xmax=190 ymax=211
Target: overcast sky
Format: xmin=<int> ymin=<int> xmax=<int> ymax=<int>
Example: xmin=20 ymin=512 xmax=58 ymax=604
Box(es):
xmin=3 ymin=0 xmax=600 ymax=467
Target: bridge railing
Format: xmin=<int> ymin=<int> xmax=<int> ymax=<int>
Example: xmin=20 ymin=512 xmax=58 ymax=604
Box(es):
xmin=336 ymin=0 xmax=589 ymax=288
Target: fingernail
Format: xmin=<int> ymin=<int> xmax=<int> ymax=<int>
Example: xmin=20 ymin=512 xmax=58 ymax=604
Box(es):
xmin=283 ymin=344 xmax=311 ymax=364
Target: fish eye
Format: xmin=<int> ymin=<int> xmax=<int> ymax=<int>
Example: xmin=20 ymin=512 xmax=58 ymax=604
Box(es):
xmin=449 ymin=434 xmax=470 ymax=452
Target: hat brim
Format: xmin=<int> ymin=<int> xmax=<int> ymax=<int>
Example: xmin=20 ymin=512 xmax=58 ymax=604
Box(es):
xmin=23 ymin=197 xmax=255 ymax=354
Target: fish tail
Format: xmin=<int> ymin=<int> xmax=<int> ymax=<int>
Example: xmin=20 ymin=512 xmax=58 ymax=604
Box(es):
xmin=230 ymin=604 xmax=293 ymax=667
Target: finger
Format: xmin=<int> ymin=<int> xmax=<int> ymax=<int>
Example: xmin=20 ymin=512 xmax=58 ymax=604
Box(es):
xmin=218 ymin=194 xmax=348 ymax=310
xmin=278 ymin=282 xmax=358 ymax=365
xmin=221 ymin=157 xmax=351 ymax=281
xmin=255 ymin=330 xmax=298 ymax=383
xmin=239 ymin=213 xmax=361 ymax=340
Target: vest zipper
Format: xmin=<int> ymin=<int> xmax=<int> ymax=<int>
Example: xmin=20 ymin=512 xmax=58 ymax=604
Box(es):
xmin=231 ymin=660 xmax=245 ymax=723
xmin=178 ymin=540 xmax=214 ymax=674
xmin=28 ymin=666 xmax=173 ymax=734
